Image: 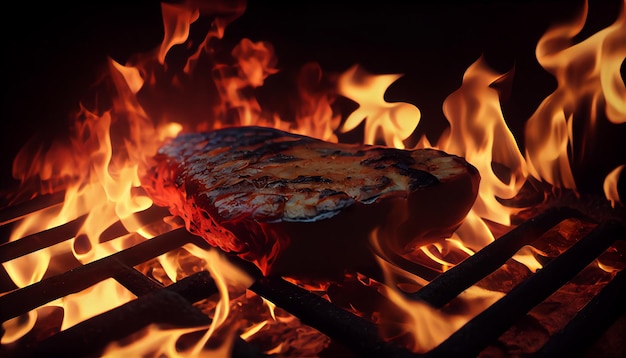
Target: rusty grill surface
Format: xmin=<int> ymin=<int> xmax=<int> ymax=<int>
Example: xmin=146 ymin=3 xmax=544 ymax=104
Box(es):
xmin=1 ymin=194 xmax=625 ymax=357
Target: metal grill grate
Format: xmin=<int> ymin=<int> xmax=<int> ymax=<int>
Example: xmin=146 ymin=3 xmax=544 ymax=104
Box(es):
xmin=1 ymin=195 xmax=624 ymax=357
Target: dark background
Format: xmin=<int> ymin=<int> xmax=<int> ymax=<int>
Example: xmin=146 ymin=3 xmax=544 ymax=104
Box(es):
xmin=2 ymin=0 xmax=624 ymax=196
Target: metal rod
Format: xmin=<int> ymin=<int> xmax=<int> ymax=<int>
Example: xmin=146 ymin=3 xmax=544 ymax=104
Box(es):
xmin=0 ymin=191 xmax=66 ymax=227
xmin=23 ymin=270 xmax=260 ymax=357
xmin=112 ymin=261 xmax=164 ymax=296
xmin=0 ymin=228 xmax=209 ymax=322
xmin=250 ymin=276 xmax=417 ymax=357
xmin=166 ymin=270 xmax=220 ymax=303
xmin=412 ymin=206 xmax=586 ymax=307
xmin=0 ymin=215 xmax=86 ymax=263
xmin=98 ymin=206 xmax=173 ymax=243
xmin=533 ymin=266 xmax=626 ymax=357
xmin=426 ymin=220 xmax=624 ymax=357
xmin=0 ymin=205 xmax=171 ymax=263
xmin=28 ymin=290 xmax=211 ymax=357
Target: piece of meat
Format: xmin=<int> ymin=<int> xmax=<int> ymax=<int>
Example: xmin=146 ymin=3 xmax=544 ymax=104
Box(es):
xmin=141 ymin=126 xmax=480 ymax=279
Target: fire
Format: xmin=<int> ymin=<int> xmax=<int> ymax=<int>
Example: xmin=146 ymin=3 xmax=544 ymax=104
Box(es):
xmin=604 ymin=164 xmax=625 ymax=207
xmin=378 ymin=282 xmax=504 ymax=353
xmin=2 ymin=0 xmax=624 ymax=356
xmin=338 ymin=64 xmax=421 ymax=148
xmin=439 ymin=56 xmax=527 ymax=227
xmin=525 ymin=0 xmax=626 ymax=191
xmin=101 ymin=246 xmax=253 ymax=357
xmin=334 ymin=0 xmax=624 ymax=352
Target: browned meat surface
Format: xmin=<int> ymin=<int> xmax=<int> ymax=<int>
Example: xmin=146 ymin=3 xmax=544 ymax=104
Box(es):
xmin=141 ymin=126 xmax=480 ymax=278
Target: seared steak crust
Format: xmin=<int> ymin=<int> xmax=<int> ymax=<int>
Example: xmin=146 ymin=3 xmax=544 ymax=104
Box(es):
xmin=142 ymin=126 xmax=480 ymax=277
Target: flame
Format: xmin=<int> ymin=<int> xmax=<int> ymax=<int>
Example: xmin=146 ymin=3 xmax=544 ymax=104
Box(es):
xmin=338 ymin=64 xmax=421 ymax=148
xmin=379 ymin=282 xmax=504 ymax=353
xmin=1 ymin=312 xmax=36 ymax=345
xmin=525 ymin=0 xmax=626 ymax=190
xmin=282 ymin=62 xmax=342 ymax=142
xmin=211 ymin=38 xmax=278 ymax=128
xmin=63 ymin=279 xmax=137 ymax=330
xmin=2 ymin=0 xmax=254 ymax=352
xmin=2 ymin=63 xmax=170 ymax=343
xmin=102 ymin=323 xmax=234 ymax=358
xmin=337 ymin=0 xmax=624 ymax=353
xmin=102 ymin=245 xmax=253 ymax=357
xmin=439 ymin=56 xmax=527 ymax=227
xmin=3 ymin=0 xmax=624 ymax=355
xmin=159 ymin=3 xmax=200 ymax=65
xmin=604 ymin=164 xmax=624 ymax=207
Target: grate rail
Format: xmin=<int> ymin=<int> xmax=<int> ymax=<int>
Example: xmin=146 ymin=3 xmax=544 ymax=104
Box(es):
xmin=0 ymin=195 xmax=624 ymax=357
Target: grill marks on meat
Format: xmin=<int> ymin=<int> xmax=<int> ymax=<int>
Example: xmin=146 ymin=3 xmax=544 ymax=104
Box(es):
xmin=142 ymin=126 xmax=480 ymax=277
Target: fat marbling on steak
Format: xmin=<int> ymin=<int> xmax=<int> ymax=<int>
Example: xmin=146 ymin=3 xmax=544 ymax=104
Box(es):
xmin=141 ymin=126 xmax=480 ymax=278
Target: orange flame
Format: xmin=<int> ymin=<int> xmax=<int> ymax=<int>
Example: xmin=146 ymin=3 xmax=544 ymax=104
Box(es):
xmin=439 ymin=56 xmax=527 ymax=227
xmin=2 ymin=56 xmax=172 ymax=343
xmin=3 ymin=0 xmax=624 ymax=355
xmin=2 ymin=0 xmax=253 ymax=351
xmin=338 ymin=65 xmax=421 ymax=148
xmin=525 ymin=0 xmax=626 ymax=190
xmin=379 ymin=282 xmax=504 ymax=353
xmin=341 ymin=1 xmax=624 ymax=352
xmin=159 ymin=3 xmax=200 ymax=65
xmin=102 ymin=246 xmax=253 ymax=357
xmin=604 ymin=164 xmax=624 ymax=207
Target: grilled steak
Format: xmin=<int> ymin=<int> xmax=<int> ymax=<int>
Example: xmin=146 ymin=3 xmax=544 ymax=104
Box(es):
xmin=141 ymin=126 xmax=480 ymax=278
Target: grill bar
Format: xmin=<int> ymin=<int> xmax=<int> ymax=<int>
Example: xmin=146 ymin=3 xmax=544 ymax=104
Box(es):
xmin=427 ymin=220 xmax=625 ymax=357
xmin=29 ymin=290 xmax=212 ymax=357
xmin=0 ymin=215 xmax=86 ymax=263
xmin=1 ymin=197 xmax=624 ymax=357
xmin=534 ymin=268 xmax=626 ymax=357
xmin=15 ymin=267 xmax=264 ymax=357
xmin=0 ymin=228 xmax=209 ymax=322
xmin=412 ymin=207 xmax=585 ymax=308
xmin=112 ymin=262 xmax=164 ymax=296
xmin=0 ymin=205 xmax=171 ymax=263
xmin=250 ymin=276 xmax=417 ymax=357
xmin=0 ymin=192 xmax=65 ymax=226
